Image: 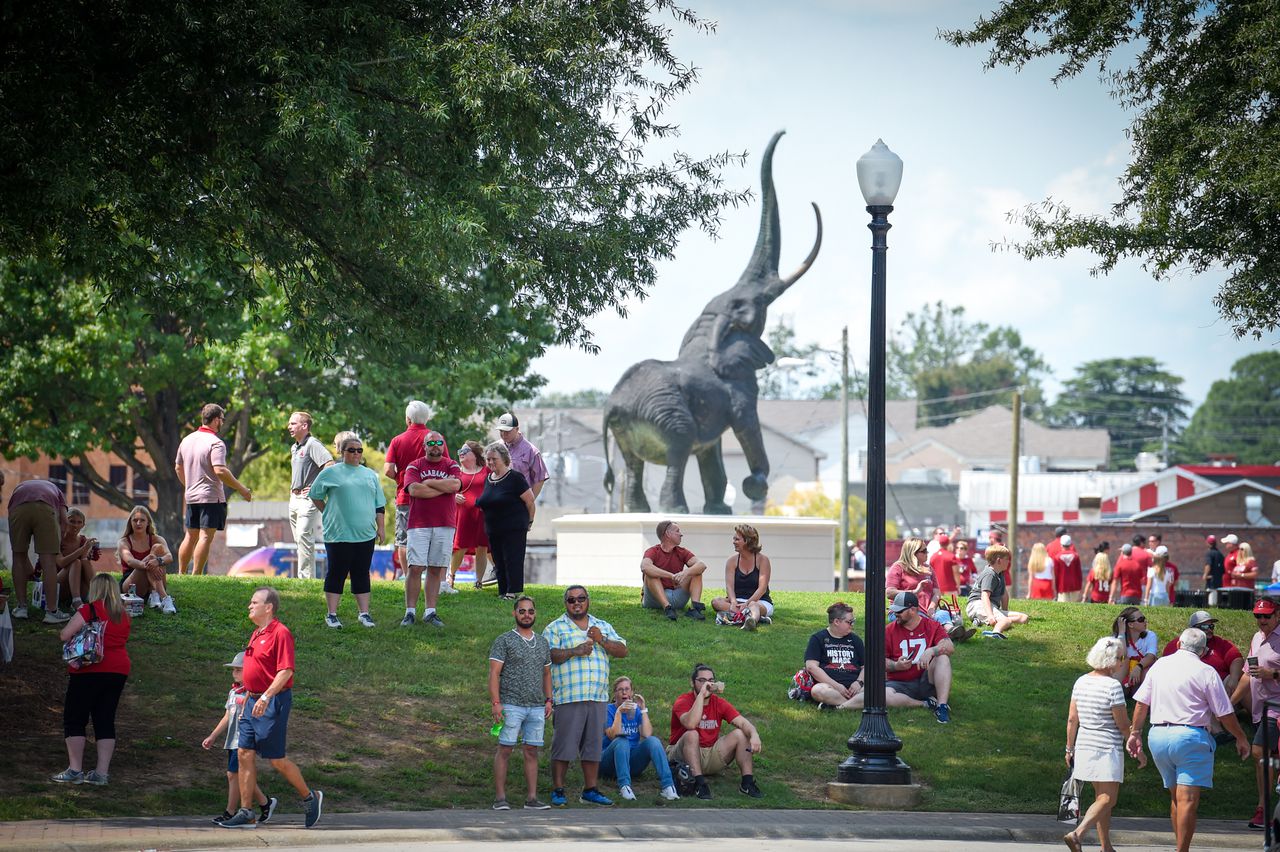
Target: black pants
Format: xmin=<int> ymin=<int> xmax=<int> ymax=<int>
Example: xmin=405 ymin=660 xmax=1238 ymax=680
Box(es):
xmin=487 ymin=526 xmax=527 ymax=596
xmin=324 ymin=539 xmax=374 ymax=595
xmin=64 ymin=672 xmax=128 ymax=739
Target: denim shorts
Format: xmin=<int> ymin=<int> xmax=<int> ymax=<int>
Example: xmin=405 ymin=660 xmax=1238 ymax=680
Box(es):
xmin=499 ymin=703 xmax=546 ymax=747
xmin=237 ymin=690 xmax=292 ymax=760
xmin=227 ymin=749 xmax=239 ymax=773
xmin=1149 ymin=724 xmax=1215 ymax=789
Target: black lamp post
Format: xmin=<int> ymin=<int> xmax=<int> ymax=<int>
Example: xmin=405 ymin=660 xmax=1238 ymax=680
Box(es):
xmin=837 ymin=139 xmax=910 ymax=785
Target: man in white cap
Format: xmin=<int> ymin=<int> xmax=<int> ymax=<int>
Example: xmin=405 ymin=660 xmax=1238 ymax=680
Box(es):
xmin=1160 ymin=611 xmax=1244 ymax=693
xmin=495 ymin=413 xmax=549 ymax=499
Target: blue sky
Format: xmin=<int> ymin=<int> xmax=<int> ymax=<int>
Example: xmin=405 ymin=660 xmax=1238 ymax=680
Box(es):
xmin=531 ymin=0 xmax=1273 ymax=407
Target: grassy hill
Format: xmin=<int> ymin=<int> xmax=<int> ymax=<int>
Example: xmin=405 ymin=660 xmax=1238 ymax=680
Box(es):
xmin=0 ymin=574 xmax=1265 ymax=823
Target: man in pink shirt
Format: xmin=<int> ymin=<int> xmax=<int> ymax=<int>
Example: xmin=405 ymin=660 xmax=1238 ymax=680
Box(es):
xmin=7 ymin=477 xmax=71 ymax=623
xmin=175 ymin=404 xmax=253 ymax=576
xmin=1128 ymin=628 xmax=1249 ymax=852
xmin=1246 ymin=599 xmax=1280 ymax=829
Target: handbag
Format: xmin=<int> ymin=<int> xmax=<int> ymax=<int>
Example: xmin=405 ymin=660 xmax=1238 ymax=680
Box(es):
xmin=61 ymin=604 xmax=106 ymax=670
xmin=1057 ymin=763 xmax=1082 ymax=823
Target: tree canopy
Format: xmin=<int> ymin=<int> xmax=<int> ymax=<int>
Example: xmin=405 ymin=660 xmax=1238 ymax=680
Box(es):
xmin=0 ymin=1 xmax=748 ymax=355
xmin=1046 ymin=357 xmax=1188 ymax=469
xmin=1178 ymin=352 xmax=1280 ymax=465
xmin=944 ymin=1 xmax=1280 ymax=339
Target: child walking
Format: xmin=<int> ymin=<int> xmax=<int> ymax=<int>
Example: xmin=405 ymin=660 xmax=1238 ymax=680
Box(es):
xmin=202 ymin=652 xmax=277 ymax=825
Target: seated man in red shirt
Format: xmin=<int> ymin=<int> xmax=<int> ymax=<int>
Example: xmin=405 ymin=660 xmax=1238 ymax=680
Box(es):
xmin=1161 ymin=610 xmax=1244 ymax=696
xmin=640 ymin=520 xmax=708 ymax=621
xmin=667 ymin=664 xmax=762 ymax=800
xmin=882 ymin=591 xmax=954 ymax=724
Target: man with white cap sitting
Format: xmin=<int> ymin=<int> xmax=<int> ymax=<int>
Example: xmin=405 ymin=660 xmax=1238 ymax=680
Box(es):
xmin=1160 ymin=610 xmax=1244 ymax=693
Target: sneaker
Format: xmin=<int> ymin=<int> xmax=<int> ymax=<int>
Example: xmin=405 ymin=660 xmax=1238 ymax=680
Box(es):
xmin=664 ymin=604 xmax=678 ymax=621
xmin=51 ymin=768 xmax=84 ymax=784
xmin=695 ymin=781 xmax=713 ymax=800
xmin=303 ymin=790 xmax=323 ymax=828
xmin=923 ymin=696 xmax=939 ymax=713
xmin=787 ymin=686 xmax=803 ymax=701
xmin=480 ymin=567 xmax=498 ymax=587
xmin=43 ymin=609 xmax=71 ymax=624
xmin=982 ymin=630 xmax=1008 ymax=640
xmin=685 ymin=604 xmax=705 ymax=621
xmin=11 ymin=606 xmax=26 ymax=619
xmin=82 ymin=770 xmax=109 ymax=786
xmin=220 ymin=807 xmax=258 ymax=828
xmin=618 ymin=784 xmax=636 ymax=801
xmin=934 ymin=702 xmax=951 ymax=724
xmin=147 ymin=591 xmax=162 ymax=609
xmin=550 ymin=788 xmax=568 ymax=808
xmin=71 ymin=597 xmax=83 ymax=609
xmin=160 ymin=595 xmax=177 ymax=614
xmin=950 ymin=626 xmax=977 ymax=642
xmin=1250 ymin=804 xmax=1266 ymax=830
xmin=422 ymin=612 xmax=445 ymax=629
xmin=758 ymin=615 xmax=772 ymax=625
xmin=213 ymin=810 xmax=234 ymax=825
xmin=399 ymin=612 xmax=416 ymax=627
xmin=580 ymin=789 xmax=614 ymax=806
xmin=741 ymin=611 xmax=758 ymax=631
xmin=492 ymin=798 xmax=511 ymax=810
xmin=358 ymin=612 xmax=376 ymax=628
xmin=659 ymin=785 xmax=680 ymax=801
xmin=259 ymin=796 xmax=278 ymax=824
xmin=738 ymin=777 xmax=763 ymax=799
xmin=440 ymin=580 xmax=459 ymax=595
xmin=817 ymin=701 xmax=836 ymax=712
xmin=325 ymin=613 xmax=343 ymax=629
xmin=524 ymin=798 xmax=551 ymax=810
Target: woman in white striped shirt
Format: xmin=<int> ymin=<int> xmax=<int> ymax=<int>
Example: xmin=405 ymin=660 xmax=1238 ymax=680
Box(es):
xmin=1064 ymin=636 xmax=1147 ymax=852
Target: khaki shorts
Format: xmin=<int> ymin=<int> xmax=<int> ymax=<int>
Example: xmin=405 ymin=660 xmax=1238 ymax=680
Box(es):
xmin=9 ymin=502 xmax=60 ymax=554
xmin=666 ymin=738 xmax=730 ymax=775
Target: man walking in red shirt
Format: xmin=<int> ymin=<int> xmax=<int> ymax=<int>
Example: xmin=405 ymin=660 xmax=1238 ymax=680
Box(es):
xmin=221 ymin=587 xmax=323 ymax=829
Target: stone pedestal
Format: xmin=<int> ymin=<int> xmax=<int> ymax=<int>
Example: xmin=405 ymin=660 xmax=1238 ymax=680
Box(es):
xmin=551 ymin=513 xmax=837 ymax=590
xmin=826 ymin=781 xmax=922 ymax=808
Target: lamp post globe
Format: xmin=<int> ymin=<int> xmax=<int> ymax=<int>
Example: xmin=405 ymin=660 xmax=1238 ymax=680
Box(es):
xmin=837 ymin=139 xmax=910 ymax=785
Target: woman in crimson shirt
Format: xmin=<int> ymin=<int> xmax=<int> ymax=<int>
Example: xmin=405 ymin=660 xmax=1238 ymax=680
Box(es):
xmin=1225 ymin=542 xmax=1259 ymax=589
xmin=53 ymin=573 xmax=131 ymax=785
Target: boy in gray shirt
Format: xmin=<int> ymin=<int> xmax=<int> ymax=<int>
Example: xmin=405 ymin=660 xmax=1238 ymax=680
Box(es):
xmin=964 ymin=544 xmax=1030 ymax=640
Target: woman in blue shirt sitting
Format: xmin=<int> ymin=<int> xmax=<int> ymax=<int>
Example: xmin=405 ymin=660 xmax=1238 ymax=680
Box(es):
xmin=601 ymin=676 xmax=679 ymax=801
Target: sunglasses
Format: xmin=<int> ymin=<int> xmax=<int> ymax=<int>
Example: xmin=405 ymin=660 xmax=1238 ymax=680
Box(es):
xmin=516 ymin=608 xmax=535 ymax=614
xmin=345 ymin=447 xmax=364 ymax=454
xmin=838 ymin=617 xmax=855 ymax=625
xmin=458 ymin=447 xmax=472 ymax=455
xmin=1128 ymin=616 xmax=1146 ymax=623
xmin=565 ymin=595 xmax=588 ymax=603
xmin=1257 ymin=613 xmax=1276 ymax=619
xmin=425 ymin=440 xmax=444 ymax=447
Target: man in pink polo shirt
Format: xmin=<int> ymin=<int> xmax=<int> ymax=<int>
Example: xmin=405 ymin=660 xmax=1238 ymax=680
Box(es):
xmin=1128 ymin=628 xmax=1249 ymax=852
xmin=175 ymin=404 xmax=253 ymax=578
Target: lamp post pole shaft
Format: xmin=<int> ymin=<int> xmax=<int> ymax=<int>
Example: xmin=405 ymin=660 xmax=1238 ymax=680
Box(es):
xmin=838 ymin=204 xmax=910 ymax=785
xmin=839 ymin=326 xmax=850 ymax=593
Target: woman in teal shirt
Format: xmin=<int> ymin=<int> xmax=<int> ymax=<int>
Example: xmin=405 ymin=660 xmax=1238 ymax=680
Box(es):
xmin=309 ymin=431 xmax=386 ymax=629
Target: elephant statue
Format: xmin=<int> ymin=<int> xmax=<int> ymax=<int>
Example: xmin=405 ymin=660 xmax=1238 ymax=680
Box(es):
xmin=602 ymin=130 xmax=822 ymax=514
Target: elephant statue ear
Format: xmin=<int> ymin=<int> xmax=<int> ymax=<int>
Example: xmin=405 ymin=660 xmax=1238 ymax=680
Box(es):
xmin=713 ymin=331 xmax=775 ymax=379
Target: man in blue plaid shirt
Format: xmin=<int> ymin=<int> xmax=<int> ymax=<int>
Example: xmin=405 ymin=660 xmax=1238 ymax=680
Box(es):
xmin=543 ymin=584 xmax=628 ymax=807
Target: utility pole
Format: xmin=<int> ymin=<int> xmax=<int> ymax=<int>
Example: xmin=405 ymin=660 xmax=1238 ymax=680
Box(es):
xmin=839 ymin=326 xmax=850 ymax=593
xmin=1008 ymin=388 xmax=1022 ymax=594
xmin=555 ymin=411 xmax=563 ymax=504
xmin=1161 ymin=410 xmax=1169 ymax=467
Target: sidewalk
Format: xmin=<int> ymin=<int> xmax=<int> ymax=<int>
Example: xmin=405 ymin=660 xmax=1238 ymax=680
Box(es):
xmin=0 ymin=807 xmax=1264 ymax=851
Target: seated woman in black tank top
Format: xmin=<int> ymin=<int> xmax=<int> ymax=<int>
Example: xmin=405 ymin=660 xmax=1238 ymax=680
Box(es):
xmin=711 ymin=523 xmax=773 ymax=631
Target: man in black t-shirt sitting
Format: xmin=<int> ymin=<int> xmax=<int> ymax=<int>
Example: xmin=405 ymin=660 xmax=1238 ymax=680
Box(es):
xmin=804 ymin=602 xmax=865 ymax=710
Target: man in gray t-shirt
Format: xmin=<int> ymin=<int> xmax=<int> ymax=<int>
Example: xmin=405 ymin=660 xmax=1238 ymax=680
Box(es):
xmin=488 ymin=595 xmax=553 ymax=810
xmin=287 ymin=411 xmax=334 ymax=579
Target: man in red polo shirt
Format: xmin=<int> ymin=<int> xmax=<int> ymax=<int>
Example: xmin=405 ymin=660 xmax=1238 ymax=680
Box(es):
xmin=640 ymin=520 xmax=708 ymax=621
xmin=929 ymin=535 xmax=962 ymax=597
xmin=1161 ymin=610 xmax=1244 ymax=690
xmin=221 ymin=587 xmax=323 ymax=829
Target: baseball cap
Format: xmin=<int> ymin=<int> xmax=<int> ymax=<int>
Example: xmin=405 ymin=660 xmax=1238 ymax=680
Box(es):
xmin=495 ymin=413 xmax=518 ymax=431
xmin=1222 ymin=534 xmax=1239 ymax=545
xmin=937 ymin=534 xmax=950 ymax=546
xmin=224 ymin=652 xmax=246 ymax=668
xmin=1060 ymin=534 xmax=1072 ymax=547
xmin=1205 ymin=534 xmax=1216 ymax=545
xmin=1188 ymin=611 xmax=1216 ymax=628
xmin=1154 ymin=545 xmax=1169 ymax=556
xmin=1254 ymin=599 xmax=1278 ymax=616
xmin=1054 ymin=526 xmax=1067 ymax=536
xmin=888 ymin=591 xmax=919 ymax=613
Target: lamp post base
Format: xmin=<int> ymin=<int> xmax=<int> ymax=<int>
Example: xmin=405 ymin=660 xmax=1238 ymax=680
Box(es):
xmin=837 ymin=708 xmax=912 ymax=785
xmin=827 ymin=780 xmax=922 ymax=807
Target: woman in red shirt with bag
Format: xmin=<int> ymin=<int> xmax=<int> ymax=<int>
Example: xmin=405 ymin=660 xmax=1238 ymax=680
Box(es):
xmin=53 ymin=573 xmax=131 ymax=786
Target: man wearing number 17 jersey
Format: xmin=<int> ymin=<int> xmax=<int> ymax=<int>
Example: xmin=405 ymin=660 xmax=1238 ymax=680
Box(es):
xmin=884 ymin=591 xmax=954 ymax=723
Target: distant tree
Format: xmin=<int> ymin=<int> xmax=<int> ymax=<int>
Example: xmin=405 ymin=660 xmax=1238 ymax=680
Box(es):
xmin=888 ymin=301 xmax=1049 ymax=425
xmin=757 ymin=321 xmax=826 ymax=400
xmin=1047 ymin=357 xmax=1189 ymax=469
xmin=533 ymin=389 xmax=610 ymax=408
xmin=1178 ymin=352 xmax=1280 ymax=465
xmin=944 ymin=1 xmax=1280 ymax=338
xmin=765 ymin=485 xmax=897 ymax=541
xmin=0 ymin=1 xmax=750 ymax=356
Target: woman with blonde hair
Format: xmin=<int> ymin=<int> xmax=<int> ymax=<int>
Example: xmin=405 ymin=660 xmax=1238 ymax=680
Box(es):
xmin=57 ymin=507 xmax=98 ymax=609
xmin=1082 ymin=542 xmax=1112 ymax=604
xmin=53 ymin=573 xmax=132 ymax=785
xmin=1144 ymin=549 xmax=1173 ymax=607
xmin=1063 ymin=636 xmax=1146 ymax=852
xmin=712 ymin=524 xmax=773 ymax=630
xmin=1027 ymin=542 xmax=1055 ymax=600
xmin=118 ymin=505 xmax=176 ymax=613
xmin=885 ymin=538 xmax=937 ymax=614
xmin=1229 ymin=541 xmax=1260 ymax=587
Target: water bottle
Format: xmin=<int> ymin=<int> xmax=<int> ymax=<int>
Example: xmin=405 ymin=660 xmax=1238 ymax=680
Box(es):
xmin=31 ymin=580 xmax=44 ymax=611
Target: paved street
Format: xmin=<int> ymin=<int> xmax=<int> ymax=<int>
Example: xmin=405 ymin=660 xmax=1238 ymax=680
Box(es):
xmin=256 ymin=842 xmax=1176 ymax=852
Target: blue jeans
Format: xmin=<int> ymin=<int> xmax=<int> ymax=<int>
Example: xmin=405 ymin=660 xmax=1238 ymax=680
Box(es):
xmin=600 ymin=735 xmax=673 ymax=787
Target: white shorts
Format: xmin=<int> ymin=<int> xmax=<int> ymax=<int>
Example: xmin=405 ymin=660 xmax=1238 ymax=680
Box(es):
xmin=966 ymin=599 xmax=1006 ymax=626
xmin=737 ymin=598 xmax=775 ymax=618
xmin=407 ymin=526 xmax=453 ymax=568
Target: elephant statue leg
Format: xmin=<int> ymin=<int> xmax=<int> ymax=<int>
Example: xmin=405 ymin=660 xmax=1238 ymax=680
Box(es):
xmin=620 ymin=446 xmax=650 ymax=513
xmin=732 ymin=412 xmax=771 ymax=513
xmin=696 ymin=440 xmax=732 ymax=514
xmin=659 ymin=438 xmax=694 ymax=514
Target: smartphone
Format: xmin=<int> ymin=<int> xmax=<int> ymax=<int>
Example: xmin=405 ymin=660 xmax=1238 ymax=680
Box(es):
xmin=1249 ymin=656 xmax=1260 ymax=667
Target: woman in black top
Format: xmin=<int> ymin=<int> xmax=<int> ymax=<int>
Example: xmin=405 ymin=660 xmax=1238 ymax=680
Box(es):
xmin=476 ymin=441 xmax=535 ymax=600
xmin=711 ymin=523 xmax=774 ymax=631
